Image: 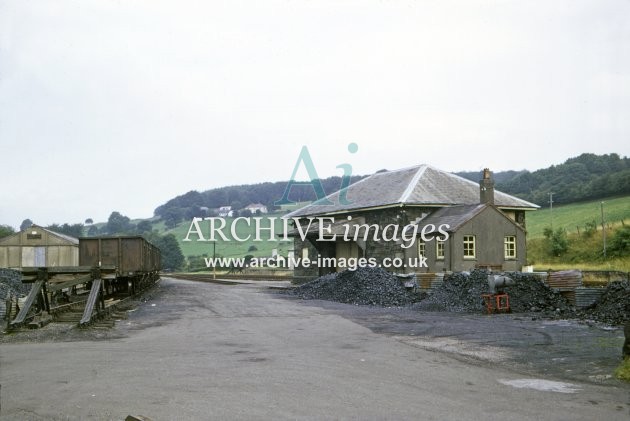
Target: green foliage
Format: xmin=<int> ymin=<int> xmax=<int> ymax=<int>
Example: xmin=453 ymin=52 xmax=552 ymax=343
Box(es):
xmin=144 ymin=232 xmax=185 ymax=270
xmin=156 ymin=233 xmax=185 ymax=270
xmin=106 ymin=211 xmax=132 ymax=234
xmin=609 ymin=226 xmax=630 ymax=257
xmin=526 ymin=196 xmax=630 ymax=239
xmin=496 ymin=153 xmax=630 ymax=205
xmin=0 ymin=224 xmax=15 ymax=239
xmin=615 ymin=358 xmax=630 ymax=382
xmin=583 ymin=220 xmax=597 ymax=238
xmin=247 ymin=245 xmax=258 ymax=252
xmin=153 ymin=175 xmax=366 ymax=223
xmin=135 ymin=220 xmax=153 ymax=234
xmin=47 ymin=223 xmax=85 ymax=238
xmin=20 ymin=218 xmax=33 ymax=231
xmin=528 ymin=224 xmax=630 ymax=271
xmin=543 ymin=227 xmax=568 ymax=257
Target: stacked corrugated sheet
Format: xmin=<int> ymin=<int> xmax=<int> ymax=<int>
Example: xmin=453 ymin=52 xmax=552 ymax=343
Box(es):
xmin=416 ymin=272 xmax=444 ymax=292
xmin=546 ymin=270 xmax=583 ymax=291
xmin=574 ymin=287 xmax=606 ymax=308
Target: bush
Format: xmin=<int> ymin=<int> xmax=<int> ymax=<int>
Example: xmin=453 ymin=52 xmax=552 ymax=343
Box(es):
xmin=609 ymin=226 xmax=630 ymax=257
xmin=583 ymin=220 xmax=597 ymax=238
xmin=543 ymin=227 xmax=569 ymax=257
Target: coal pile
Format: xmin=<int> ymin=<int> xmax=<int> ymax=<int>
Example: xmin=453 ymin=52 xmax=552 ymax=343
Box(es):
xmin=583 ymin=280 xmax=630 ymax=325
xmin=288 ymin=267 xmax=420 ymax=306
xmin=502 ymin=272 xmax=572 ymax=314
xmin=413 ymin=270 xmax=573 ymax=314
xmin=0 ymin=268 xmax=30 ymax=300
xmin=413 ymin=270 xmax=489 ymax=312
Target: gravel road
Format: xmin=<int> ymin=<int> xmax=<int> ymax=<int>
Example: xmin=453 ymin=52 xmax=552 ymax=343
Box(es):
xmin=1 ymin=277 xmax=628 ymax=420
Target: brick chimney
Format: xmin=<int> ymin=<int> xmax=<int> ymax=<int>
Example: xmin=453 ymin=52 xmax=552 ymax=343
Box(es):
xmin=479 ymin=168 xmax=495 ymax=205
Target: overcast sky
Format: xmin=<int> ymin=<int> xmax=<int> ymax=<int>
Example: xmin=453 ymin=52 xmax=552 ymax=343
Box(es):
xmin=1 ymin=0 xmax=628 ymax=229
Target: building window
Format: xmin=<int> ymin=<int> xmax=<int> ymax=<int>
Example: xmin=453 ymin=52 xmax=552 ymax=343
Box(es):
xmin=504 ymin=236 xmax=516 ymax=259
xmin=463 ymin=235 xmax=476 ymax=259
xmin=302 ymin=247 xmax=309 ymax=260
xmin=418 ymin=241 xmax=426 ymax=258
xmin=436 ymin=239 xmax=445 ymax=260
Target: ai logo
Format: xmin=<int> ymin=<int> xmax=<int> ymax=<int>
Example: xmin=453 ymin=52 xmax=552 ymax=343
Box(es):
xmin=275 ymin=143 xmax=359 ymax=206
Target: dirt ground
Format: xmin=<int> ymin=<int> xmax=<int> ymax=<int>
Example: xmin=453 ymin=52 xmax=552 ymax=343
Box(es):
xmin=280 ymin=295 xmax=627 ymax=385
xmin=1 ymin=278 xmax=628 ymax=420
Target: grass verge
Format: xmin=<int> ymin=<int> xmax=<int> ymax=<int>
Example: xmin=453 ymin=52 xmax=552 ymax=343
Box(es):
xmin=615 ymin=358 xmax=630 ymax=382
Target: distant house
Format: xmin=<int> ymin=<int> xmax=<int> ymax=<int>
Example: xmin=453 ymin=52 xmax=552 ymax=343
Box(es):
xmin=217 ymin=206 xmax=234 ymax=217
xmin=0 ymin=225 xmax=79 ymax=269
xmin=243 ymin=203 xmax=268 ymax=214
xmin=286 ymin=165 xmax=538 ymax=281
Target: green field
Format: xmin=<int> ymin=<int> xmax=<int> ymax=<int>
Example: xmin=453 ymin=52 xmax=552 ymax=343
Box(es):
xmin=162 ymin=212 xmax=293 ymax=260
xmin=525 ymin=195 xmax=630 ymax=272
xmin=147 ymin=197 xmax=630 ymax=271
xmin=525 ymin=195 xmax=630 ymax=239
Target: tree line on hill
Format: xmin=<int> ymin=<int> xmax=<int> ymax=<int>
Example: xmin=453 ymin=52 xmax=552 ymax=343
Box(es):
xmin=153 ymin=153 xmax=628 ymax=226
xmin=456 ymin=153 xmax=630 ymax=206
xmin=153 ymin=175 xmax=365 ymax=228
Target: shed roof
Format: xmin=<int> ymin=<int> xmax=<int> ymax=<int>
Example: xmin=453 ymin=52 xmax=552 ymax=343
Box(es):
xmin=417 ymin=204 xmax=487 ymax=232
xmin=39 ymin=226 xmax=79 ymax=244
xmin=418 ymin=204 xmax=525 ymax=233
xmin=286 ymin=164 xmax=539 ymax=218
xmin=0 ymin=224 xmax=79 ymax=246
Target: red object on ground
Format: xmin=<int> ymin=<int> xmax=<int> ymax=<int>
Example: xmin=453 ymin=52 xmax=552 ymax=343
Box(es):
xmin=482 ymin=293 xmax=510 ymax=314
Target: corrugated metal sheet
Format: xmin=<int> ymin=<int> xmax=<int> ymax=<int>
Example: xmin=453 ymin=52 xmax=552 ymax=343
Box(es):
xmin=416 ymin=272 xmax=445 ymax=292
xmin=546 ymin=270 xmax=583 ymax=290
xmin=574 ymin=287 xmax=605 ymax=308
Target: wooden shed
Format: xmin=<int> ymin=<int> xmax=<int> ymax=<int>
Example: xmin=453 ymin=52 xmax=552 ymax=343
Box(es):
xmin=0 ymin=225 xmax=79 ymax=269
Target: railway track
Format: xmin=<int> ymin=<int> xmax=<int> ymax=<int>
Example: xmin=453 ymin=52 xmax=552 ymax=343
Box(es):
xmin=168 ymin=272 xmax=294 ymax=284
xmin=7 ymin=276 xmax=160 ymax=330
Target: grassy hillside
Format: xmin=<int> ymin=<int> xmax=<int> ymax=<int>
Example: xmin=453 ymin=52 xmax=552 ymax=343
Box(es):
xmin=526 ymin=195 xmax=630 ymax=239
xmin=159 ymin=211 xmax=293 ymax=263
xmin=525 ymin=195 xmax=630 ymax=271
xmin=528 ymin=225 xmax=630 ymax=272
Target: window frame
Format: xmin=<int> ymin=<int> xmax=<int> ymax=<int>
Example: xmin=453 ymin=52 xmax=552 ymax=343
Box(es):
xmin=463 ymin=235 xmax=476 ymax=259
xmin=504 ymin=235 xmax=517 ymax=259
xmin=418 ymin=241 xmax=426 ymax=258
xmin=436 ymin=239 xmax=445 ymax=260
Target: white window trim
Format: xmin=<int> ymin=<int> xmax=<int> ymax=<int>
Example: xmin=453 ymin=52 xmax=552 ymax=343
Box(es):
xmin=463 ymin=235 xmax=476 ymax=259
xmin=436 ymin=239 xmax=445 ymax=260
xmin=418 ymin=241 xmax=426 ymax=258
xmin=504 ymin=236 xmax=517 ymax=259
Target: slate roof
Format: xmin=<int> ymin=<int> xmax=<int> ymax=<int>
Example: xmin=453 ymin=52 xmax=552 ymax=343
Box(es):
xmin=286 ymin=164 xmax=539 ymax=218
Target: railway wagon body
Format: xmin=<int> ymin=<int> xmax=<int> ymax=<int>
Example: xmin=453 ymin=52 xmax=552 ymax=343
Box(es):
xmin=79 ymin=236 xmax=161 ymax=275
xmin=79 ymin=236 xmax=160 ymax=293
xmin=8 ymin=236 xmax=161 ymax=329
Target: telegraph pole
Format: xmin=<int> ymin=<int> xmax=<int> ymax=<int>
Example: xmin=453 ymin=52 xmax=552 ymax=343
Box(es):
xmin=548 ymin=192 xmax=554 ymax=230
xmin=601 ymin=201 xmax=606 ymax=258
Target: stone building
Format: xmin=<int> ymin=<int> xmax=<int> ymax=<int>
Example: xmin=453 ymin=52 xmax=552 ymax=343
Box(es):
xmin=286 ymin=165 xmax=538 ymax=282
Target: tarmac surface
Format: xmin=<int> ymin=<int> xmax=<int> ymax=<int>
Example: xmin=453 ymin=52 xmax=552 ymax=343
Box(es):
xmin=1 ymin=277 xmax=629 ymax=420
